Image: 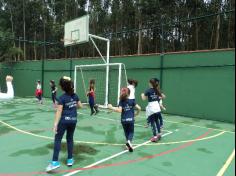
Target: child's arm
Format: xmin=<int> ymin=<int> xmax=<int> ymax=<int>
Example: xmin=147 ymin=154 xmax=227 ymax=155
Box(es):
xmin=77 ymin=101 xmax=83 ymax=108
xmin=141 ymin=93 xmax=147 ymax=101
xmin=53 ymin=105 xmax=63 ymax=134
xmin=160 ymin=104 xmax=166 ymax=111
xmin=161 ymin=93 xmax=166 ymax=99
xmin=135 ymin=104 xmax=141 ymax=117
xmin=108 ymin=104 xmax=122 ymax=113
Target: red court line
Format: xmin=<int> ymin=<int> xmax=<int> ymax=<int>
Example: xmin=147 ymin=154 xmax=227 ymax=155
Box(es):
xmin=0 ymin=130 xmax=212 ymax=176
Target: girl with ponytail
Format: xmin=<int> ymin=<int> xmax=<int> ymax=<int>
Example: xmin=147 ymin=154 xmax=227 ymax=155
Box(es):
xmin=141 ymin=78 xmax=164 ymax=142
xmin=108 ymin=87 xmax=141 ymax=152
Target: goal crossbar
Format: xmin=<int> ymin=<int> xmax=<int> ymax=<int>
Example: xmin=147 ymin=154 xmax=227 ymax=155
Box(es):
xmin=74 ymin=63 xmax=128 ymax=107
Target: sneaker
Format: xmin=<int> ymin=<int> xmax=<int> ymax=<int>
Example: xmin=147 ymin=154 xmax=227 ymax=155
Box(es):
xmin=160 ymin=125 xmax=164 ymax=129
xmin=126 ymin=141 xmax=134 ymax=153
xmin=46 ymin=161 xmax=60 ymax=172
xmin=67 ymin=158 xmax=74 ymax=167
xmin=150 ymin=136 xmax=158 ymax=142
xmin=95 ymin=110 xmax=100 ymax=115
xmin=150 ymin=135 xmax=161 ymax=143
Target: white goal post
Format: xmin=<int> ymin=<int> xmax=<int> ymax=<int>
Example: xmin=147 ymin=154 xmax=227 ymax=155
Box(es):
xmin=74 ymin=63 xmax=128 ymax=107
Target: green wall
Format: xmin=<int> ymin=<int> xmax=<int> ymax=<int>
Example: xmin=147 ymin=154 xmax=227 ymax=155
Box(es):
xmin=0 ymin=49 xmax=235 ymax=123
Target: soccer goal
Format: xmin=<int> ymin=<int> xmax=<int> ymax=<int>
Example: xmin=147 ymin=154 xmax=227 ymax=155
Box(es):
xmin=74 ymin=63 xmax=128 ymax=107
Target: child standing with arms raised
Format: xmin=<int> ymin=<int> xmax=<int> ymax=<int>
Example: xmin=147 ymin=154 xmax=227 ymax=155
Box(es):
xmin=35 ymin=80 xmax=43 ymax=104
xmin=87 ymin=79 xmax=99 ymax=116
xmin=46 ymin=76 xmax=82 ymax=172
xmin=108 ymin=88 xmax=141 ymax=152
xmin=127 ymin=79 xmax=138 ymax=101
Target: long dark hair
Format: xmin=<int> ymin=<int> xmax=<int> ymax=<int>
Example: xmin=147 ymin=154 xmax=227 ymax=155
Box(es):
xmin=128 ymin=79 xmax=138 ymax=88
xmin=89 ymin=79 xmax=95 ymax=91
xmin=59 ymin=76 xmax=74 ymax=95
xmin=149 ymin=78 xmax=162 ymax=96
xmin=50 ymin=80 xmax=55 ymax=87
xmin=120 ymin=87 xmax=130 ymax=101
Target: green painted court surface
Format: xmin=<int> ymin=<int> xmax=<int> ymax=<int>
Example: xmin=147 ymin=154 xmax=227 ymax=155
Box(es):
xmin=0 ymin=98 xmax=235 ymax=176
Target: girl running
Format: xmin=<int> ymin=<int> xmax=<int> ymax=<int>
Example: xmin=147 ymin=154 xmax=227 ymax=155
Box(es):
xmin=127 ymin=79 xmax=138 ymax=100
xmin=141 ymin=78 xmax=163 ymax=142
xmin=0 ymin=75 xmax=14 ymax=100
xmin=50 ymin=80 xmax=58 ymax=106
xmin=108 ymin=87 xmax=141 ymax=152
xmin=46 ymin=76 xmax=82 ymax=172
xmin=35 ymin=80 xmax=43 ymax=104
xmin=87 ymin=79 xmax=99 ymax=116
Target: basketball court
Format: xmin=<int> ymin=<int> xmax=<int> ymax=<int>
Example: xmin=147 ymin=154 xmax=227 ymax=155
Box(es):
xmin=0 ymin=98 xmax=234 ymax=176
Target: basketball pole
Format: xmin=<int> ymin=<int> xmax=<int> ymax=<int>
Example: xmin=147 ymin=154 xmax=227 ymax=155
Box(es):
xmin=88 ymin=34 xmax=110 ymax=108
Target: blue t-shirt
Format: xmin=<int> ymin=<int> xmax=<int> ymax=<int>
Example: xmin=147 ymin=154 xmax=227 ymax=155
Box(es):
xmin=145 ymin=88 xmax=160 ymax=102
xmin=58 ymin=93 xmax=80 ymax=124
xmin=118 ymin=99 xmax=136 ymax=124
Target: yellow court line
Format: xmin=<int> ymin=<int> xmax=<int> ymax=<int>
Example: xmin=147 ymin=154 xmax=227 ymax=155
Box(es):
xmin=0 ymin=120 xmax=226 ymax=146
xmin=216 ymin=149 xmax=235 ymax=176
xmin=2 ymin=99 xmax=234 ymax=134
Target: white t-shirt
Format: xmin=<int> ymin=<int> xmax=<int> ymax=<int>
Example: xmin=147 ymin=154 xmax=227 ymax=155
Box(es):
xmin=0 ymin=82 xmax=14 ymax=100
xmin=37 ymin=84 xmax=42 ymax=90
xmin=128 ymin=85 xmax=135 ymax=100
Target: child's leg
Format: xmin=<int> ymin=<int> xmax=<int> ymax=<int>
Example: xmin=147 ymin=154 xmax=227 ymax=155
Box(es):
xmin=127 ymin=123 xmax=134 ymax=142
xmin=52 ymin=93 xmax=56 ymax=104
xmin=122 ymin=123 xmax=129 ymax=141
xmin=52 ymin=123 xmax=66 ymax=161
xmin=66 ymin=123 xmax=76 ymax=160
xmin=94 ymin=104 xmax=99 ymax=113
xmin=158 ymin=113 xmax=164 ymax=127
xmin=155 ymin=113 xmax=161 ymax=134
xmin=89 ymin=103 xmax=95 ymax=114
xmin=149 ymin=114 xmax=157 ymax=136
xmin=146 ymin=116 xmax=151 ymax=127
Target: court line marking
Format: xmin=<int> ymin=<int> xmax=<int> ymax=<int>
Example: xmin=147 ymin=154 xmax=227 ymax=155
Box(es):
xmin=216 ymin=149 xmax=235 ymax=176
xmin=1 ymin=98 xmax=234 ymax=134
xmin=77 ymin=111 xmax=172 ymax=133
xmin=63 ymin=131 xmax=173 ymax=176
xmin=0 ymin=120 xmax=226 ymax=146
xmin=0 ymin=130 xmax=213 ymax=176
xmin=164 ymin=119 xmax=235 ymax=134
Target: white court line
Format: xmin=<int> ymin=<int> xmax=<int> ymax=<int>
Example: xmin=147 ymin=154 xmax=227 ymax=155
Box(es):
xmin=63 ymin=131 xmax=173 ymax=176
xmin=78 ymin=112 xmax=172 ymax=134
xmin=216 ymin=149 xmax=235 ymax=176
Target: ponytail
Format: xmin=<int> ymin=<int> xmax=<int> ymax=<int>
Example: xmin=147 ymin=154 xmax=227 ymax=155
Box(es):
xmin=149 ymin=79 xmax=162 ymax=96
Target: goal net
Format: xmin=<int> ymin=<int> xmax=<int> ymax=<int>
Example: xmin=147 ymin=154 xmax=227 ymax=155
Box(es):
xmin=74 ymin=63 xmax=128 ymax=107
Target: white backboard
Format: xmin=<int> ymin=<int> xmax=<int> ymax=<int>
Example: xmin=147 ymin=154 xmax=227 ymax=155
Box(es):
xmin=64 ymin=15 xmax=89 ymax=46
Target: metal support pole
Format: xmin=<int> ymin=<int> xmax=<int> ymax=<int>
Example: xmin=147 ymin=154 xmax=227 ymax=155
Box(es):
xmin=160 ymin=22 xmax=164 ymax=89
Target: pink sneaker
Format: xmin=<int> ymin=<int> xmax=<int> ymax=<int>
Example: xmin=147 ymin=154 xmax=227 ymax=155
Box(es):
xmin=150 ymin=136 xmax=158 ymax=142
xmin=150 ymin=135 xmax=161 ymax=142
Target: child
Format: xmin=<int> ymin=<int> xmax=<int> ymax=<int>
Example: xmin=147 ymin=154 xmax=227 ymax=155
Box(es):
xmin=127 ymin=79 xmax=138 ymax=100
xmin=87 ymin=79 xmax=99 ymax=116
xmin=35 ymin=80 xmax=43 ymax=104
xmin=141 ymin=78 xmax=163 ymax=142
xmin=108 ymin=88 xmax=141 ymax=152
xmin=46 ymin=76 xmax=82 ymax=172
xmin=153 ymin=78 xmax=166 ymax=129
xmin=0 ymin=75 xmax=14 ymax=100
xmin=50 ymin=80 xmax=58 ymax=106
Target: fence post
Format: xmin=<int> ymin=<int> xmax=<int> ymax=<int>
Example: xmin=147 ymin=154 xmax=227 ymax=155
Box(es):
xmin=160 ymin=21 xmax=165 ymax=89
